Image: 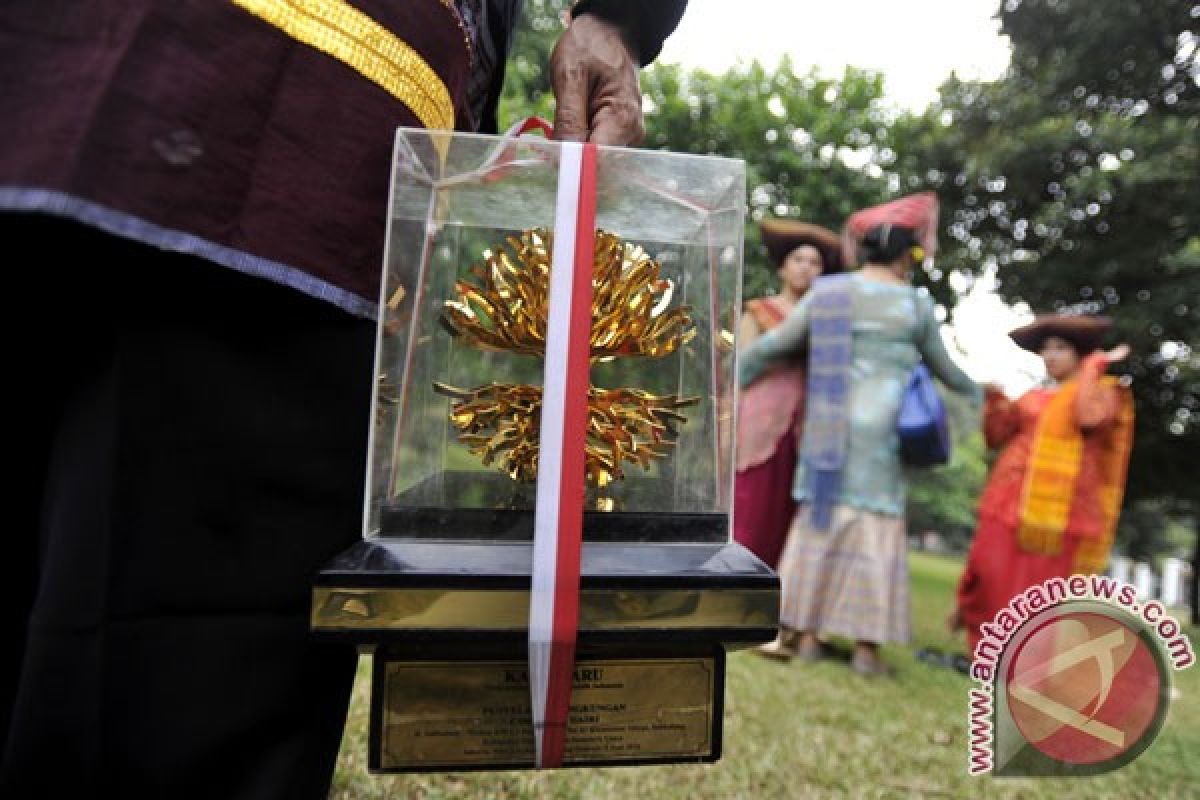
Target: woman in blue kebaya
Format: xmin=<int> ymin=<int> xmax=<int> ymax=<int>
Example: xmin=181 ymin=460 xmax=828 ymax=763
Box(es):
xmin=743 ymin=192 xmax=981 ymax=675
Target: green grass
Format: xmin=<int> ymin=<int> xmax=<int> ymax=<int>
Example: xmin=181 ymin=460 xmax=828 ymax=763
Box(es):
xmin=331 ymin=552 xmax=1199 ymax=798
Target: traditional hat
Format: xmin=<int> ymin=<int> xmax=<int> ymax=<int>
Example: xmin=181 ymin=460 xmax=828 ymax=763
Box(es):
xmin=842 ymin=191 xmax=939 ymax=266
xmin=759 ymin=219 xmax=843 ymax=273
xmin=1009 ymin=314 xmax=1112 ymax=355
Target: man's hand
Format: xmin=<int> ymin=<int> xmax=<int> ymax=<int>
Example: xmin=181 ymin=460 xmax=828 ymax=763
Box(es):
xmin=549 ymin=14 xmax=644 ymax=146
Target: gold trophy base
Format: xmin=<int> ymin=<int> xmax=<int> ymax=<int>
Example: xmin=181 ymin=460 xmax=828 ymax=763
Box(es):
xmin=313 ymin=538 xmax=777 ymax=772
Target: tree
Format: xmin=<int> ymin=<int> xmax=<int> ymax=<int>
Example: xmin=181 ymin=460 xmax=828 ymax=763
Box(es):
xmin=907 ymin=431 xmax=989 ymax=551
xmin=639 ymin=59 xmax=944 ymax=301
xmin=912 ymin=0 xmax=1199 ymax=556
xmin=496 ymin=0 xmax=569 ymax=127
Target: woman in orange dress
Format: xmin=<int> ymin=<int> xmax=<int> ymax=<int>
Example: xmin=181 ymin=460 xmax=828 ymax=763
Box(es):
xmin=952 ymin=314 xmax=1135 ymax=654
xmin=734 ymin=220 xmax=842 ymax=567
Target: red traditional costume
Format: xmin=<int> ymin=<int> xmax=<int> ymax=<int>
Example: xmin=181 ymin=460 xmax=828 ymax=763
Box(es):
xmin=956 ymin=317 xmax=1135 ymax=654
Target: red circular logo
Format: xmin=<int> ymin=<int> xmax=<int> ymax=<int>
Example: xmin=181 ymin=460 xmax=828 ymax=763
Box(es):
xmin=1005 ymin=611 xmax=1163 ymax=766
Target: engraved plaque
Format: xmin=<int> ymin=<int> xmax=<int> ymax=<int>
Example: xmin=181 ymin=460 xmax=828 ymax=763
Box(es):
xmin=373 ymin=656 xmax=719 ymax=770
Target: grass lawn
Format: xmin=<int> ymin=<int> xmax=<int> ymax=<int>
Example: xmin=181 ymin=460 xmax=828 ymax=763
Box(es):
xmin=331 ymin=552 xmax=1199 ymax=798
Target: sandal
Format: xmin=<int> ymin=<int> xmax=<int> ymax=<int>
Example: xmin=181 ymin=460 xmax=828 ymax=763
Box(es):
xmin=916 ymin=646 xmax=948 ymax=666
xmin=754 ymin=630 xmax=804 ymax=662
xmin=915 ymin=647 xmax=972 ymax=676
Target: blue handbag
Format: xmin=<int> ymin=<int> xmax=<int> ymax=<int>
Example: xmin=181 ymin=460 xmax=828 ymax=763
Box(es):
xmin=897 ymin=363 xmax=950 ymax=466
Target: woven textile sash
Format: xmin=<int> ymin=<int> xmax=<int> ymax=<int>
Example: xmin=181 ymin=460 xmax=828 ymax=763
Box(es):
xmin=1017 ymin=376 xmax=1135 ymax=573
xmin=745 ymin=297 xmax=788 ymax=330
xmin=1073 ymin=383 xmax=1135 ymax=573
xmin=801 ymin=274 xmax=854 ymax=530
xmin=736 ymin=297 xmax=804 ymax=471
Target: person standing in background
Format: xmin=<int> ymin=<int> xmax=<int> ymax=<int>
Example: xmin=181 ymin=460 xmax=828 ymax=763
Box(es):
xmin=0 ymin=1 xmax=686 ymax=796
xmin=741 ymin=192 xmax=981 ymax=674
xmin=734 ymin=220 xmax=842 ymax=570
xmin=951 ymin=315 xmax=1134 ymax=655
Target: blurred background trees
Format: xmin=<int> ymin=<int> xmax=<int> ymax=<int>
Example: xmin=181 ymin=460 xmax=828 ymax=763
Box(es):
xmin=497 ymin=0 xmax=1198 ymax=563
xmin=920 ymin=0 xmax=1199 ymax=560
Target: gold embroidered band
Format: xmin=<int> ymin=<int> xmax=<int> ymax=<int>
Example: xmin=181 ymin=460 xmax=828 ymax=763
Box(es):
xmin=233 ymin=0 xmax=456 ymax=131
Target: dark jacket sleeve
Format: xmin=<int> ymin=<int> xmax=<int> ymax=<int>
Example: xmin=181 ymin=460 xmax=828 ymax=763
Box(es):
xmin=571 ymin=0 xmax=688 ymax=65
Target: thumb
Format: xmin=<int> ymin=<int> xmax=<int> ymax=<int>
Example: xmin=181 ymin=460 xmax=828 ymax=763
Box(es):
xmin=550 ymin=56 xmax=590 ymax=142
xmin=588 ymin=100 xmax=644 ymax=147
xmin=588 ymin=108 xmax=623 ymax=147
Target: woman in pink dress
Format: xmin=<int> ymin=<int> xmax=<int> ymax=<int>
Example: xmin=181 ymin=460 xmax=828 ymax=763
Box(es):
xmin=734 ymin=220 xmax=842 ymax=567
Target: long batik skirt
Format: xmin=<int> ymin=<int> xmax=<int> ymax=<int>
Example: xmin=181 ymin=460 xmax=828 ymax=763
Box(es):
xmin=776 ymin=503 xmax=910 ymax=644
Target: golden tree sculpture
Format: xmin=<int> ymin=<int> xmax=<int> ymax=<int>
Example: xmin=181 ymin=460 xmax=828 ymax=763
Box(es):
xmin=437 ymin=228 xmax=698 ymax=485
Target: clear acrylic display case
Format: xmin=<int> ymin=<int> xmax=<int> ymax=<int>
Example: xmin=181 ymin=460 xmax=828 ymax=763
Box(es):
xmin=365 ymin=128 xmax=746 ymax=543
xmin=315 ymin=129 xmax=774 ymax=773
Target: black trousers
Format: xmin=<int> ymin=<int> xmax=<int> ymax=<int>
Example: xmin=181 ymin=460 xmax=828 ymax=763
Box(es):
xmin=2 ymin=216 xmax=375 ymax=798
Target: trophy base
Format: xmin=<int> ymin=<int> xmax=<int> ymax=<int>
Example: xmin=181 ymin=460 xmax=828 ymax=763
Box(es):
xmin=312 ymin=538 xmax=777 ymax=771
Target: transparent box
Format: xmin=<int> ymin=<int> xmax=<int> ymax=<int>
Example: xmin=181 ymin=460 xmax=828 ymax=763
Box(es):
xmin=366 ymin=128 xmax=745 ymax=543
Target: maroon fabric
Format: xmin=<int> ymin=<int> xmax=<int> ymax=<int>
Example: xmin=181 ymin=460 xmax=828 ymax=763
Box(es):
xmin=733 ymin=427 xmax=798 ymax=569
xmin=0 ymin=1 xmax=469 ymax=305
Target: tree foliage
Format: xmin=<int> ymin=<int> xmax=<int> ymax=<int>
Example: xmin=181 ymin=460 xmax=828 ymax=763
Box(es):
xmin=639 ymin=60 xmax=944 ymax=303
xmin=919 ymin=0 xmax=1199 ymax=534
xmin=497 ymin=0 xmax=569 ymax=127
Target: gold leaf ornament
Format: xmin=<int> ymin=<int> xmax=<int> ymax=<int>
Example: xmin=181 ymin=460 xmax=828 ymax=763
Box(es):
xmin=440 ymin=228 xmax=696 ymax=361
xmin=434 ymin=382 xmax=699 ymax=486
xmin=436 ymin=228 xmax=700 ymax=484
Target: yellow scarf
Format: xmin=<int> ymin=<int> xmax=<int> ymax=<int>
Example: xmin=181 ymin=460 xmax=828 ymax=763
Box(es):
xmin=1016 ymin=376 xmax=1135 ymax=573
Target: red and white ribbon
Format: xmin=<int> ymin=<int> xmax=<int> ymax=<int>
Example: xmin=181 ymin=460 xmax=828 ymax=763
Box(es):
xmin=528 ymin=140 xmax=596 ymax=769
